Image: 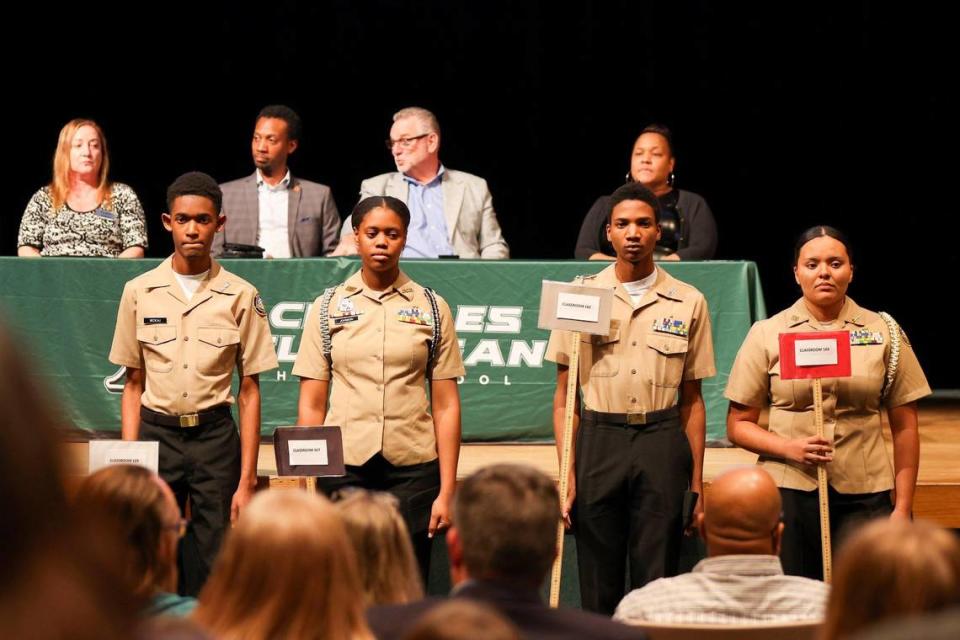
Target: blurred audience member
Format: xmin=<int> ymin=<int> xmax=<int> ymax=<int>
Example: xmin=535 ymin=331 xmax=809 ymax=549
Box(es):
xmin=822 ymin=519 xmax=960 ymax=640
xmin=335 ymin=488 xmax=424 ymax=606
xmin=74 ymin=464 xmax=195 ymax=617
xmin=194 ymin=490 xmax=373 ymax=640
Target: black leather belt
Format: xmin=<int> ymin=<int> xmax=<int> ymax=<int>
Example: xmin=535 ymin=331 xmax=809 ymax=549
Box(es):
xmin=581 ymin=405 xmax=680 ymax=426
xmin=140 ymin=405 xmax=231 ymax=429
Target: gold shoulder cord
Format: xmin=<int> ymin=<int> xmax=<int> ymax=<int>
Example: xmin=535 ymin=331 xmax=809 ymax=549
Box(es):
xmin=878 ymin=312 xmax=901 ymax=400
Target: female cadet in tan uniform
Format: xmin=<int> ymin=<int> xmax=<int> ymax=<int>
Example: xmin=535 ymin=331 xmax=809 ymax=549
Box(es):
xmin=293 ymin=195 xmax=464 ymax=581
xmin=725 ymin=225 xmax=931 ymax=580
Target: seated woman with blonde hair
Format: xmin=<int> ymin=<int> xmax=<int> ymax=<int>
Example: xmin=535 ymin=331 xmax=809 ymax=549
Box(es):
xmin=18 ymin=118 xmax=147 ymax=257
xmin=72 ymin=464 xmax=194 ymax=617
xmin=335 ymin=489 xmax=425 ymax=606
xmin=193 ymin=490 xmax=373 ymax=640
xmin=822 ymin=518 xmax=960 ymax=639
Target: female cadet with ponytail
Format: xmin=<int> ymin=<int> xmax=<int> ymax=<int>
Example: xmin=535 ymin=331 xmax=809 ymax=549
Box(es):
xmin=725 ymin=225 xmax=931 ymax=580
xmin=293 ymin=195 xmax=465 ymax=584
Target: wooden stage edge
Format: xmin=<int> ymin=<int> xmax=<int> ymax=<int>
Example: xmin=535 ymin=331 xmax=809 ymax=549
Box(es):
xmin=62 ymin=399 xmax=960 ymax=528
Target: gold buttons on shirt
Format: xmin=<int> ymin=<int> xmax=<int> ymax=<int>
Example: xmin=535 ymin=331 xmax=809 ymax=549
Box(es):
xmin=184 ymin=336 xmax=189 ymax=342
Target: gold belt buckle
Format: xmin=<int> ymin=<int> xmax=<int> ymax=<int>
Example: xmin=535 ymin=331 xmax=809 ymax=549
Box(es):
xmin=179 ymin=413 xmax=200 ymax=428
xmin=626 ymin=412 xmax=647 ymax=426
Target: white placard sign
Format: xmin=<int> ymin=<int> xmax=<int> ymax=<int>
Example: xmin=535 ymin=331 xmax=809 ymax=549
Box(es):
xmin=538 ymin=280 xmax=613 ymax=335
xmin=794 ymin=338 xmax=839 ymax=367
xmin=556 ymin=292 xmax=601 ymax=323
xmin=289 ymin=439 xmax=329 ymax=466
xmin=88 ymin=440 xmax=159 ymax=474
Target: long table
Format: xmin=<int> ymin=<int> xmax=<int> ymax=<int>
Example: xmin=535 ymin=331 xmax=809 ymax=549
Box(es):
xmin=0 ymin=258 xmax=765 ymax=442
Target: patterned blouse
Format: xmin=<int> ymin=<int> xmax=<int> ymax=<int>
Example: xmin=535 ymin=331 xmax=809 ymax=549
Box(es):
xmin=17 ymin=183 xmax=148 ymax=256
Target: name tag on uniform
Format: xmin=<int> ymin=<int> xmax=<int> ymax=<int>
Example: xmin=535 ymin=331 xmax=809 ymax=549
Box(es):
xmin=143 ymin=317 xmax=167 ymax=325
xmin=333 ymin=314 xmax=359 ymax=325
xmin=850 ymin=329 xmax=883 ymax=345
xmin=89 ymin=440 xmax=159 ymax=474
xmin=94 ymin=207 xmax=117 ymax=221
xmin=653 ymin=317 xmax=689 ymax=337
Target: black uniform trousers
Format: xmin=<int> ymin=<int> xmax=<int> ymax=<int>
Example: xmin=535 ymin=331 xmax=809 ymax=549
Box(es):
xmin=139 ymin=405 xmax=240 ymax=597
xmin=573 ymin=412 xmax=692 ymax=615
xmin=317 ymin=452 xmax=440 ymax=586
xmin=780 ymin=486 xmax=893 ymax=580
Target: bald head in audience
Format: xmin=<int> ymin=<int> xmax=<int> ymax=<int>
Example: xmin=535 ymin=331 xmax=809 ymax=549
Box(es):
xmin=698 ymin=467 xmax=784 ymax=557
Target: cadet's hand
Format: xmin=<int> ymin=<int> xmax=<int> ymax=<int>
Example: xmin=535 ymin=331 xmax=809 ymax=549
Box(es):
xmin=684 ymin=492 xmax=704 ymax=536
xmin=428 ymin=492 xmax=453 ymax=538
xmin=231 ymin=485 xmax=255 ymax=525
xmin=890 ymin=509 xmax=912 ymax=522
xmin=561 ymin=479 xmax=576 ymax=530
xmin=783 ymin=436 xmax=833 ymax=466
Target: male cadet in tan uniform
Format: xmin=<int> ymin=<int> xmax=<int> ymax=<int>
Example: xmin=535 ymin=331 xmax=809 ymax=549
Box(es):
xmin=109 ymin=172 xmax=278 ymax=595
xmin=546 ymin=181 xmax=716 ymax=615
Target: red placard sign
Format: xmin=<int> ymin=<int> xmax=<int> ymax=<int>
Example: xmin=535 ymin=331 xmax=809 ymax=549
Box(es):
xmin=779 ymin=331 xmax=851 ymax=380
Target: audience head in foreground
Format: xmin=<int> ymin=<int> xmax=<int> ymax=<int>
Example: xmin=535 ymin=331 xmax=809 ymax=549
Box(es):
xmin=335 ymin=488 xmax=424 ymax=606
xmin=614 ymin=467 xmax=829 ymax=624
xmin=73 ymin=464 xmax=194 ymax=617
xmin=822 ymin=518 xmax=960 ymax=640
xmin=194 ymin=490 xmax=372 ymax=640
xmin=0 ymin=323 xmax=137 ymax=639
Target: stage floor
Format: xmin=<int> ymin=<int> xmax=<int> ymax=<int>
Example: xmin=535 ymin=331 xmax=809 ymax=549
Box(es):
xmin=63 ymin=399 xmax=960 ymax=527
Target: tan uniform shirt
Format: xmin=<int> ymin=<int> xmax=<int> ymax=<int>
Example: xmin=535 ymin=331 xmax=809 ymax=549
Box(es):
xmin=545 ymin=266 xmax=716 ymax=414
xmin=109 ymin=257 xmax=278 ymax=415
xmin=293 ymin=270 xmax=465 ymax=467
xmin=724 ymin=297 xmax=931 ymax=493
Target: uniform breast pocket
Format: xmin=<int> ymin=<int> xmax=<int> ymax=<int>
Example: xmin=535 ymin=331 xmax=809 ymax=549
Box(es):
xmin=582 ymin=328 xmax=621 ymax=377
xmin=197 ymin=326 xmax=241 ymax=375
xmin=136 ymin=326 xmax=178 ymax=373
xmin=645 ymin=335 xmax=689 ymax=388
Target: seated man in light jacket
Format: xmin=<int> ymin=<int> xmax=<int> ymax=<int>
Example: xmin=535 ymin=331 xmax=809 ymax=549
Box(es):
xmin=333 ymin=107 xmax=509 ymax=259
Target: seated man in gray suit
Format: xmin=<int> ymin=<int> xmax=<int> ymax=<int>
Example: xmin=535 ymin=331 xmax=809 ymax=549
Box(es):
xmin=214 ymin=105 xmax=340 ymax=258
xmin=333 ymin=107 xmax=509 ymax=259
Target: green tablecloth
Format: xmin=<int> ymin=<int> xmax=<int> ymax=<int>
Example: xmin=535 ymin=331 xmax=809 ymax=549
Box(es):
xmin=0 ymin=258 xmax=765 ymax=442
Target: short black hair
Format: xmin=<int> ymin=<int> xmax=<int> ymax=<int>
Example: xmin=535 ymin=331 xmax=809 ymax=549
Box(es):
xmin=166 ymin=171 xmax=222 ymax=213
xmin=257 ymin=104 xmax=302 ymax=141
xmin=638 ymin=122 xmax=674 ymax=156
xmin=609 ymin=182 xmax=661 ymax=223
xmin=351 ymin=196 xmax=411 ymax=230
xmin=794 ymin=225 xmax=853 ymax=264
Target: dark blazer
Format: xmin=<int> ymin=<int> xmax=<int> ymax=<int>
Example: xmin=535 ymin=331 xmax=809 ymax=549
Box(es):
xmin=367 ymin=580 xmax=647 ymax=640
xmin=214 ymin=172 xmax=341 ymax=257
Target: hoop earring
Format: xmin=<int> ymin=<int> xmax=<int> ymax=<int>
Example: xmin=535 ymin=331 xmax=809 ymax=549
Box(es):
xmin=668 ymin=171 xmax=676 ymax=186
xmin=624 ymin=171 xmax=633 ymax=183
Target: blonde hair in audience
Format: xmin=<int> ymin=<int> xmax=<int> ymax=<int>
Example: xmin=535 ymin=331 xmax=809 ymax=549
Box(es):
xmin=50 ymin=118 xmax=112 ymax=212
xmin=194 ymin=490 xmax=372 ymax=640
xmin=335 ymin=489 xmax=424 ymax=605
xmin=822 ymin=518 xmax=960 ymax=639
xmin=73 ymin=464 xmax=177 ymax=599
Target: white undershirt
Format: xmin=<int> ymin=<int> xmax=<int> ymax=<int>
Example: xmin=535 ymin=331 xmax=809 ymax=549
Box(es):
xmin=256 ymin=169 xmax=292 ymax=259
xmin=621 ymin=267 xmax=659 ymax=306
xmin=173 ymin=270 xmax=209 ymax=301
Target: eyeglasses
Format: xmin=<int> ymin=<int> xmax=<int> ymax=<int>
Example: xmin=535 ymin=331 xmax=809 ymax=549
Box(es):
xmin=385 ymin=133 xmax=429 ymax=151
xmin=166 ymin=518 xmax=189 ymax=539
